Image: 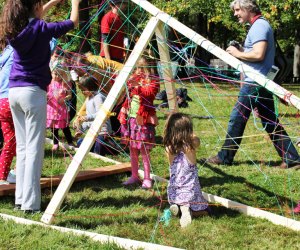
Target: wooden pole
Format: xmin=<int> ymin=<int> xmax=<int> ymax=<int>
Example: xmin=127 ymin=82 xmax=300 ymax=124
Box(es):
xmin=155 ymin=21 xmax=178 ymax=112
xmin=41 ymin=17 xmax=161 ymax=225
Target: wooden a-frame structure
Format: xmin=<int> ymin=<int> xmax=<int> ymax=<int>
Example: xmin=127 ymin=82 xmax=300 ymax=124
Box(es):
xmin=41 ymin=0 xmax=300 ymax=225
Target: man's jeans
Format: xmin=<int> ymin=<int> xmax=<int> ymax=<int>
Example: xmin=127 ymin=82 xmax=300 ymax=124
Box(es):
xmin=218 ymin=83 xmax=300 ymax=165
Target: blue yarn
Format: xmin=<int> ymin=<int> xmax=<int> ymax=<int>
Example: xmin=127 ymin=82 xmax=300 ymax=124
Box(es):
xmin=160 ymin=209 xmax=172 ymax=226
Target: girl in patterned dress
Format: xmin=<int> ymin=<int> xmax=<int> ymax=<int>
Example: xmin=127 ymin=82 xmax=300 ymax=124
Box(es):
xmin=46 ymin=67 xmax=73 ymax=150
xmin=163 ymin=113 xmax=209 ymax=227
xmin=118 ymin=53 xmax=159 ymax=189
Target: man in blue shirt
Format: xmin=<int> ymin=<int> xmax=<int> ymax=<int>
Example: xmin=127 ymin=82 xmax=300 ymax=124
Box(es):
xmin=206 ymin=0 xmax=300 ymax=169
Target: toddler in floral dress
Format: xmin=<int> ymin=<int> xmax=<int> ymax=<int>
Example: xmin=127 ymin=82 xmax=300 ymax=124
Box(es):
xmin=47 ymin=66 xmax=73 ymax=150
xmin=163 ymin=113 xmax=209 ymax=227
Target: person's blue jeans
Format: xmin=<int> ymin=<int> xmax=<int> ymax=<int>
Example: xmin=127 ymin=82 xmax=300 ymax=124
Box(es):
xmin=218 ymin=83 xmax=300 ymax=166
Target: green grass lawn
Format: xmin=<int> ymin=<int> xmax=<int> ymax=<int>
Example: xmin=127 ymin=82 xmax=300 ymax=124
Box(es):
xmin=1 ymin=82 xmax=300 ymax=249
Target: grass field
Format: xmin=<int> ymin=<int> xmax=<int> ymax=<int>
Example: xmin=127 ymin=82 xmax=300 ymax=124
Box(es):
xmin=1 ymin=82 xmax=300 ymax=249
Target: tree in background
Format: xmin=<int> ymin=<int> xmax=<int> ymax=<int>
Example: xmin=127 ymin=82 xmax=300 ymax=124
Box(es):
xmin=0 ymin=0 xmax=299 ymax=82
xmin=152 ymin=0 xmax=300 ymax=83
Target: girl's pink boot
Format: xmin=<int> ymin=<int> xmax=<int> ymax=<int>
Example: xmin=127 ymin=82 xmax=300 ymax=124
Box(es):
xmin=122 ymin=176 xmax=140 ymax=185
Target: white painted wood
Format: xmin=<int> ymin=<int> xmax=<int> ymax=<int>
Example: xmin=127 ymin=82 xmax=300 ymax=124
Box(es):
xmin=84 ymin=151 xmax=121 ymax=165
xmin=131 ymin=0 xmax=300 ymax=110
xmin=202 ymin=192 xmax=300 ymax=231
xmin=1 ymin=213 xmax=183 ymax=250
xmin=138 ymin=169 xmax=168 ymax=183
xmin=41 ymin=17 xmax=161 ymax=225
xmin=155 ymin=21 xmax=178 ymax=112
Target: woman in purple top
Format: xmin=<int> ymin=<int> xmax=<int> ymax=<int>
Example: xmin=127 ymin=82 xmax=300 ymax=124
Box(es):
xmin=0 ymin=0 xmax=79 ymax=213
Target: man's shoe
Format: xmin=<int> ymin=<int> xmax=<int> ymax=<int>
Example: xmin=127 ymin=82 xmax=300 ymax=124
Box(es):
xmin=276 ymin=162 xmax=300 ymax=170
xmin=206 ymin=155 xmax=223 ymax=165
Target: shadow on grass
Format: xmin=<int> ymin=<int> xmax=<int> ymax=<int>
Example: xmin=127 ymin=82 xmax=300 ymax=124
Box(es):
xmin=56 ymin=213 xmax=154 ymax=229
xmin=64 ymin=192 xmax=161 ymax=210
xmin=199 ymin=160 xmax=294 ymax=209
xmin=41 ymin=174 xmax=162 ymax=210
xmin=209 ymin=205 xmax=241 ymax=219
xmin=44 ymin=148 xmax=73 ymax=159
xmin=236 ymin=159 xmax=282 ymax=167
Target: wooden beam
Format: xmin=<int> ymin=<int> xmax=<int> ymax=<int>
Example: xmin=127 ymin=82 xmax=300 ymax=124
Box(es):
xmin=0 ymin=163 xmax=131 ymax=196
xmin=202 ymin=192 xmax=300 ymax=231
xmin=41 ymin=17 xmax=161 ymax=225
xmin=130 ymin=0 xmax=300 ymax=110
xmin=155 ymin=21 xmax=178 ymax=112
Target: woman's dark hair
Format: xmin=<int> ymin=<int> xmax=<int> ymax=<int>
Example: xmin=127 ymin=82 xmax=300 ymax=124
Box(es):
xmin=78 ymin=76 xmax=99 ymax=92
xmin=0 ymin=0 xmax=43 ymax=48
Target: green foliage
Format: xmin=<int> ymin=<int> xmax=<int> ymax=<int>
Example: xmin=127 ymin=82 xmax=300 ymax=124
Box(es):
xmin=1 ymin=0 xmax=298 ymax=53
xmin=151 ymin=0 xmax=300 ymax=52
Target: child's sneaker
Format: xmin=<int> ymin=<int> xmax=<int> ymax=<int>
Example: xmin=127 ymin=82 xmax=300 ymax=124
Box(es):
xmin=6 ymin=170 xmax=16 ymax=184
xmin=122 ymin=176 xmax=140 ymax=186
xmin=192 ymin=209 xmax=209 ymax=218
xmin=170 ymin=204 xmax=180 ymax=217
xmin=293 ymin=201 xmax=300 ymax=214
xmin=180 ymin=206 xmax=192 ymax=228
xmin=0 ymin=180 xmax=9 ymax=185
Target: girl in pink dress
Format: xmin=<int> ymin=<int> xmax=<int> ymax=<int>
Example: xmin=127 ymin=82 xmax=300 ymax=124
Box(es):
xmin=118 ymin=53 xmax=160 ymax=189
xmin=163 ymin=113 xmax=209 ymax=227
xmin=47 ymin=67 xmax=73 ymax=150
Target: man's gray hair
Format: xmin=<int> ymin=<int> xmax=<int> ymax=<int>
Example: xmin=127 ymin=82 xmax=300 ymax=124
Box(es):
xmin=230 ymin=0 xmax=261 ymax=14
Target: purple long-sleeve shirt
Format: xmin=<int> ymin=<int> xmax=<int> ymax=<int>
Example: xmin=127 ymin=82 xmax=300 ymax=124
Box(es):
xmin=9 ymin=18 xmax=74 ymax=91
